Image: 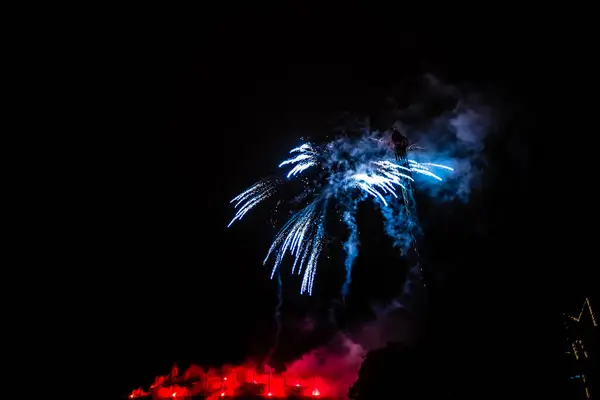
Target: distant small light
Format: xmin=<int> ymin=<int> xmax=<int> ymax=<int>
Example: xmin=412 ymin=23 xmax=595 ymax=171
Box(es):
xmin=172 ymin=393 xmax=176 ymax=397
xmin=267 ymin=392 xmax=272 ymax=397
xmin=221 ymin=392 xmax=225 ymax=397
xmin=312 ymin=388 xmax=320 ymax=396
xmin=223 ymin=377 xmax=227 ymax=381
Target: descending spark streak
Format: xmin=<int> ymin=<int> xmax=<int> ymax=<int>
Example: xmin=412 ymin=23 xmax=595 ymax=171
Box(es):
xmin=279 ymin=144 xmax=318 ymax=178
xmin=228 ymin=178 xmax=278 ymax=227
xmin=228 ymin=135 xmax=454 ymax=295
xmin=279 ymin=153 xmax=312 ymax=167
xmin=263 ymin=199 xmax=327 ymax=295
xmin=287 ymin=161 xmax=316 ymax=178
xmin=420 ymin=162 xmax=454 ymax=171
xmin=290 ymin=143 xmax=312 ymax=153
xmin=265 ymin=200 xmax=326 ymax=295
xmin=411 ymin=168 xmax=442 ymax=181
xmin=408 ymin=159 xmax=454 ymax=172
xmin=349 ymin=163 xmax=408 ymax=206
xmin=302 ymin=214 xmax=325 ymax=295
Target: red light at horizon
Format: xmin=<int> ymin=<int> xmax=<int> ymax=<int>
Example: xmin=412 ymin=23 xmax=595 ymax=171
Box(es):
xmin=130 ymin=363 xmax=340 ymax=399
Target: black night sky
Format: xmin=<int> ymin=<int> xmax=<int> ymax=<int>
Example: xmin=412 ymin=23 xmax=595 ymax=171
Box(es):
xmin=93 ymin=16 xmax=597 ymax=399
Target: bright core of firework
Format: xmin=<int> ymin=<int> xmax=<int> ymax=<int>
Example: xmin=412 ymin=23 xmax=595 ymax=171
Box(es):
xmin=228 ymin=134 xmax=453 ymax=295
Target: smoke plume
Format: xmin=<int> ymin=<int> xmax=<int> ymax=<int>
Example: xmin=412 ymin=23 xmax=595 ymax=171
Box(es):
xmin=394 ymin=74 xmax=496 ymax=202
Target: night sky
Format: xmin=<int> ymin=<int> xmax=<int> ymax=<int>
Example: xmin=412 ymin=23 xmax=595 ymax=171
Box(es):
xmin=95 ymin=17 xmax=597 ymax=398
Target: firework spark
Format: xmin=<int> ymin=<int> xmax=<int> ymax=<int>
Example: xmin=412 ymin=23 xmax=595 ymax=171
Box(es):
xmin=228 ymin=177 xmax=279 ymax=228
xmin=228 ymin=134 xmax=453 ymax=295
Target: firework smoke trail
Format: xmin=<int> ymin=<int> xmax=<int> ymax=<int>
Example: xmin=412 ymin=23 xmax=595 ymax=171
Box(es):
xmin=264 ymin=270 xmax=283 ymax=367
xmin=342 ymin=205 xmax=358 ymax=300
xmin=398 ymin=158 xmax=425 ymax=303
xmin=228 ymin=137 xmax=453 ymax=296
xmin=384 ymin=157 xmax=444 ymax=297
xmin=263 ymin=214 xmax=285 ymax=368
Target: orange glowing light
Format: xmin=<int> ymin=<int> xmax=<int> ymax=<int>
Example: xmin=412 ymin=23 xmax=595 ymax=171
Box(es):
xmin=220 ymin=392 xmax=225 ymax=397
xmin=130 ymin=396 xmax=134 ymax=399
xmin=312 ymin=388 xmax=320 ymax=396
xmin=223 ymin=377 xmax=227 ymax=381
xmin=267 ymin=392 xmax=273 ymax=396
xmin=172 ymin=393 xmax=176 ymax=397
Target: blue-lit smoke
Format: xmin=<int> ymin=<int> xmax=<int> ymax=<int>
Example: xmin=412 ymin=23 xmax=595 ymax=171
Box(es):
xmin=342 ymin=206 xmax=359 ymax=299
xmin=228 ymin=130 xmax=456 ymax=296
xmin=379 ymin=200 xmax=416 ymax=256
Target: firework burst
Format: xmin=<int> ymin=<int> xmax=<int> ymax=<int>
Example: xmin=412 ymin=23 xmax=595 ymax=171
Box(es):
xmin=228 ymin=132 xmax=453 ymax=295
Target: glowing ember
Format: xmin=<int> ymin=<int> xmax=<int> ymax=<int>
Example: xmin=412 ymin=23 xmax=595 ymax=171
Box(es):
xmin=172 ymin=393 xmax=176 ymax=397
xmin=267 ymin=392 xmax=273 ymax=396
xmin=312 ymin=388 xmax=320 ymax=396
xmin=220 ymin=392 xmax=225 ymax=397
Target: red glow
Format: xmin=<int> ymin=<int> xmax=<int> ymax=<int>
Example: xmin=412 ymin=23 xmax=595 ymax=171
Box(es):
xmin=127 ymin=329 xmax=371 ymax=400
xmin=129 ymin=364 xmax=334 ymax=399
xmin=128 ymin=386 xmax=149 ymax=398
